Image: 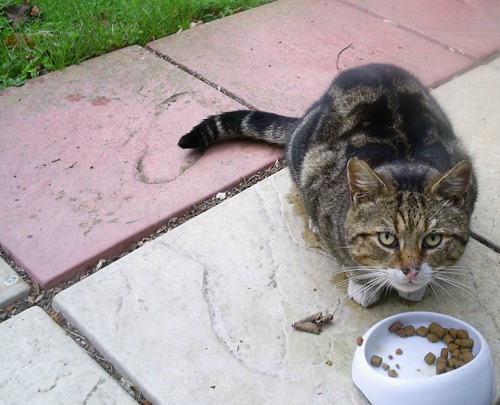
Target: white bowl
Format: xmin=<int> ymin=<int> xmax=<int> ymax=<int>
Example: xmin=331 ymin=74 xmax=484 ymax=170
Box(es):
xmin=352 ymin=311 xmax=496 ymax=405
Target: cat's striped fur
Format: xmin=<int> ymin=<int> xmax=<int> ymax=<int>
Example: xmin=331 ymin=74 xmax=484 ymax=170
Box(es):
xmin=179 ymin=63 xmax=477 ymax=307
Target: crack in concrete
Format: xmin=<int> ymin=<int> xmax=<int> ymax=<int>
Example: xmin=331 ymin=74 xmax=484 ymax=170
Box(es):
xmin=37 ymin=378 xmax=58 ymax=393
xmin=114 ymin=273 xmax=132 ymax=333
xmin=82 ymin=377 xmax=105 ymax=404
xmin=201 ymin=258 xmax=286 ymax=378
xmin=254 ymin=184 xmax=289 ymax=376
xmin=115 ymin=280 xmax=132 ymax=315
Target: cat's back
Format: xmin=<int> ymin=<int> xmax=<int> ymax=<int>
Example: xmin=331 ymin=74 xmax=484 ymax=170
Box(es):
xmin=311 ymin=64 xmax=468 ymax=172
xmin=292 ymin=64 xmax=476 ymax=211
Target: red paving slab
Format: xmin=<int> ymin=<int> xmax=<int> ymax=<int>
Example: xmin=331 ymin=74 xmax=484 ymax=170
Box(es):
xmin=340 ymin=0 xmax=500 ymax=59
xmin=148 ymin=0 xmax=476 ymax=116
xmin=0 ymin=46 xmax=281 ymax=288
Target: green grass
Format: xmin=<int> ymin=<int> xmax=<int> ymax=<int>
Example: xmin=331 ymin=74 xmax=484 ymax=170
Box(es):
xmin=0 ymin=0 xmax=272 ymax=89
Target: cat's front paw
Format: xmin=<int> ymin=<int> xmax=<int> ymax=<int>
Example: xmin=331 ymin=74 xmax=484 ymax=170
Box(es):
xmin=398 ymin=286 xmax=427 ymax=302
xmin=348 ymin=279 xmax=381 ymax=307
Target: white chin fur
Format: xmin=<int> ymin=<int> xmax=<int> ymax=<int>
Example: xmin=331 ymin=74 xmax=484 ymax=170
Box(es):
xmin=387 ymin=263 xmax=433 ymax=293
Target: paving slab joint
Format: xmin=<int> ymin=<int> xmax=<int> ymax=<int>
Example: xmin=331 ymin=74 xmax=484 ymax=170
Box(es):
xmin=145 ymin=44 xmax=257 ymax=110
xmin=336 ymin=0 xmax=480 ymax=61
xmin=471 ymin=232 xmax=500 ymax=254
xmin=429 ymin=59 xmax=493 ymax=89
xmin=54 ymin=307 xmax=151 ymax=402
xmin=484 ymin=50 xmax=500 ymax=65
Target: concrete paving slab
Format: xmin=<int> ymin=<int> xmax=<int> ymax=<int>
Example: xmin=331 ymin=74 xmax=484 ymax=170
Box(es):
xmin=57 ymin=239 xmax=369 ymax=404
xmin=341 ymin=0 xmax=500 ymax=59
xmin=0 ymin=45 xmax=281 ymax=288
xmin=148 ymin=0 xmax=475 ymax=116
xmin=54 ymin=168 xmax=500 ymax=403
xmin=490 ymin=57 xmax=500 ymax=71
xmin=0 ymin=306 xmax=136 ymax=405
xmin=0 ymin=257 xmax=29 ymax=307
xmin=432 ymin=60 xmax=500 ymax=248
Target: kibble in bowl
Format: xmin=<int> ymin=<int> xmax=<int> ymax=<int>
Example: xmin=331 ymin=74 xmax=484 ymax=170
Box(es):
xmin=351 ymin=312 xmax=495 ymax=405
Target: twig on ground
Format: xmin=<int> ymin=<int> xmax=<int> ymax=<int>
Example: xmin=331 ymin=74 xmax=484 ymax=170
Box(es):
xmin=336 ymin=42 xmax=353 ymax=70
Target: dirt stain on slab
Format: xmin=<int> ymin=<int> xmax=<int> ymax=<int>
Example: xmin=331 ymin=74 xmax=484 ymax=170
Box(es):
xmin=155 ymin=91 xmax=194 ymax=116
xmin=135 ymin=150 xmax=203 ymax=184
xmin=66 ymin=93 xmax=85 ymax=102
xmin=285 ymin=186 xmax=323 ymax=250
xmin=286 ymin=185 xmax=348 ymax=290
xmin=91 ymin=96 xmax=111 ymax=106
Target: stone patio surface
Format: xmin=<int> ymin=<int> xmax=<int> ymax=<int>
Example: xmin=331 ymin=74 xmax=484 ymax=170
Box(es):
xmin=0 ymin=306 xmax=137 ymax=405
xmin=0 ymin=256 xmax=29 ymax=307
xmin=0 ymin=0 xmax=499 ymax=404
xmin=53 ymin=60 xmax=500 ymax=403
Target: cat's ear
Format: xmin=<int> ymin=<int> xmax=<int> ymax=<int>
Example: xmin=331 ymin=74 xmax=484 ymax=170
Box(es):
xmin=347 ymin=157 xmax=389 ymax=205
xmin=428 ymin=160 xmax=472 ymax=207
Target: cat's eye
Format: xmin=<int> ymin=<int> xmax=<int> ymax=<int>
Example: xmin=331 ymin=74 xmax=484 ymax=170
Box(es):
xmin=423 ymin=233 xmax=442 ymax=249
xmin=378 ymin=232 xmax=398 ymax=248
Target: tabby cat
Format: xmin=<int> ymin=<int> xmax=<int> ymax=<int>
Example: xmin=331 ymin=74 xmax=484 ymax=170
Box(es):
xmin=178 ymin=63 xmax=477 ymax=307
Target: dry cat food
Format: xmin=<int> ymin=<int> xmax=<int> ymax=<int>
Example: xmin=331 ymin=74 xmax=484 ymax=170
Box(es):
xmin=416 ymin=326 xmax=429 ymax=337
xmin=370 ymin=355 xmax=383 ymax=367
xmin=424 ymin=352 xmax=436 ymax=365
xmin=403 ymin=325 xmax=416 ymax=337
xmin=388 ymin=369 xmax=398 ymax=378
xmin=384 ymin=321 xmax=475 ymax=375
xmin=370 ymin=349 xmax=406 ymax=377
xmin=388 ymin=321 xmax=404 ymax=333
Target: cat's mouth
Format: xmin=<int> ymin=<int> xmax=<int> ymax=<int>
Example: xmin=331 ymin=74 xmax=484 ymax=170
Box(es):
xmin=391 ymin=279 xmax=427 ymax=292
xmin=386 ymin=264 xmax=433 ymax=293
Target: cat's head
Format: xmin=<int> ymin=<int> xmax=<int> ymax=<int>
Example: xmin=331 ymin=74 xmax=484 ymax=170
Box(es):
xmin=344 ymin=157 xmax=473 ymax=295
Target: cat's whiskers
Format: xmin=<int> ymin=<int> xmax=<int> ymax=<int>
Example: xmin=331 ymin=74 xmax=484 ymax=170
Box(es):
xmin=426 ymin=281 xmax=444 ymax=300
xmin=330 ymin=266 xmax=392 ymax=304
xmin=332 ymin=265 xmax=477 ymax=304
xmin=332 ymin=267 xmax=383 ymax=278
xmin=433 ymin=275 xmax=475 ymax=295
xmin=330 ymin=266 xmax=374 ymax=279
xmin=358 ymin=275 xmax=392 ymax=304
xmin=341 ymin=266 xmax=387 ymax=271
xmin=434 ymin=265 xmax=472 ymax=273
xmin=332 ymin=266 xmax=387 ymax=284
xmin=435 ymin=270 xmax=473 ymax=278
xmin=428 ymin=280 xmax=464 ymax=304
xmin=430 ymin=265 xmax=477 ymax=300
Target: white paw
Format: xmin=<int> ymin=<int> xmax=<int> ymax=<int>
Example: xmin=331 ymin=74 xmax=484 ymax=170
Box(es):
xmin=348 ymin=279 xmax=382 ymax=307
xmin=398 ymin=286 xmax=427 ymax=302
xmin=308 ymin=218 xmax=319 ymax=234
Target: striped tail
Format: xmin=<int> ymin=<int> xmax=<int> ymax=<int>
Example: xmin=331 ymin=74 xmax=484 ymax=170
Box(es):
xmin=178 ymin=110 xmax=298 ymax=149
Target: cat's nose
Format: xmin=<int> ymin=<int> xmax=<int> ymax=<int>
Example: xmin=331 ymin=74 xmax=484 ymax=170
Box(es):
xmin=402 ymin=267 xmax=420 ymax=277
